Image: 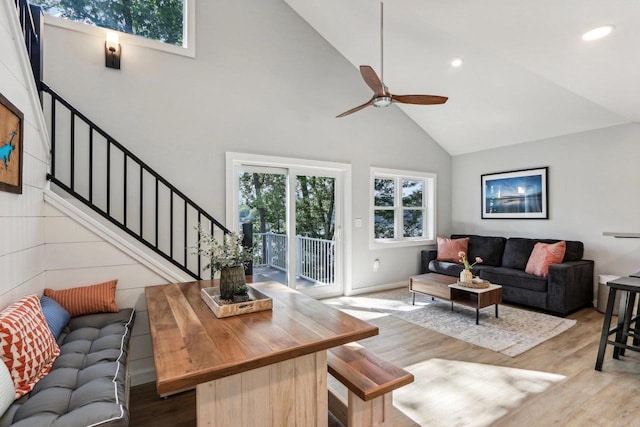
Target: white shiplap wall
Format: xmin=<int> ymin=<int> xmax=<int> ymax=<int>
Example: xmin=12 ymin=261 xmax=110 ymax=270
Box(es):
xmin=0 ymin=0 xmax=49 ymax=308
xmin=1 ymin=1 xmax=189 ymax=385
xmin=43 ymin=195 xmax=192 ymax=385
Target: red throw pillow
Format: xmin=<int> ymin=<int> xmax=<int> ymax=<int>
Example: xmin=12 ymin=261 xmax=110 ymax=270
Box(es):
xmin=525 ymin=241 xmax=566 ymax=277
xmin=44 ymin=279 xmax=119 ymax=317
xmin=436 ymin=237 xmax=469 ymax=263
xmin=0 ymin=295 xmax=60 ymax=397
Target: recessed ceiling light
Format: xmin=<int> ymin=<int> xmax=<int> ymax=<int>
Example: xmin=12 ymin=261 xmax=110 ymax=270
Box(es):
xmin=582 ymin=25 xmax=614 ymax=41
xmin=451 ymin=57 xmax=464 ymax=67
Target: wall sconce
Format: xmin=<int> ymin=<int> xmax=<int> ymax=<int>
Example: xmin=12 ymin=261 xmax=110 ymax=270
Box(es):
xmin=105 ymin=32 xmax=121 ymax=69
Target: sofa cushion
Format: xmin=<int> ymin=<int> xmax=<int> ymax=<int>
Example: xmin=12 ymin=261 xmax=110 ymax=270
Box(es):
xmin=429 ymin=260 xmax=465 ymax=276
xmin=0 ymin=363 xmax=14 ymax=417
xmin=0 ymin=295 xmax=60 ymax=398
xmin=0 ymin=309 xmax=135 ymax=427
xmin=503 ymin=237 xmax=583 ymax=268
xmin=525 ymin=241 xmax=566 ymax=277
xmin=436 ymin=237 xmax=468 ymax=262
xmin=502 ymin=238 xmax=537 ymax=270
xmin=40 ymin=296 xmax=71 ymax=340
xmin=479 ymin=267 xmax=548 ymax=292
xmin=537 ymin=239 xmax=583 ymax=262
xmin=451 ymin=234 xmax=506 ymax=267
xmin=44 ymin=280 xmax=119 ymax=317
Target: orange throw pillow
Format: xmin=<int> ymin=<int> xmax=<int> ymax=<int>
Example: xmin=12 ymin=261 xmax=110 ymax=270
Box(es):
xmin=0 ymin=295 xmax=60 ymax=397
xmin=436 ymin=237 xmax=469 ymax=263
xmin=525 ymin=241 xmax=566 ymax=277
xmin=44 ymin=279 xmax=119 ymax=317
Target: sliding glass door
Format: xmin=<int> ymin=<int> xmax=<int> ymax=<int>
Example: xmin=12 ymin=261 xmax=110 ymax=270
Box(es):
xmin=237 ymin=166 xmax=289 ymax=285
xmin=229 ymin=155 xmax=346 ymax=298
xmin=294 ymin=174 xmax=338 ymax=293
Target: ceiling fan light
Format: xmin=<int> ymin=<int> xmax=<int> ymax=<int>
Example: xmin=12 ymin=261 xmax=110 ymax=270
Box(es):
xmin=373 ymin=96 xmax=392 ymax=108
xmin=451 ymin=57 xmax=464 ymax=67
xmin=582 ymin=25 xmax=614 ymax=41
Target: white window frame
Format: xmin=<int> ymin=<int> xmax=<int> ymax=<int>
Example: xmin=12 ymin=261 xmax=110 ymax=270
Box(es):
xmin=370 ymin=167 xmax=436 ymax=249
xmin=42 ymin=0 xmax=196 ymax=58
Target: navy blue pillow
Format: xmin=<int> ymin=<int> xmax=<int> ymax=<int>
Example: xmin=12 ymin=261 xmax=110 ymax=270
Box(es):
xmin=40 ymin=295 xmax=71 ymax=339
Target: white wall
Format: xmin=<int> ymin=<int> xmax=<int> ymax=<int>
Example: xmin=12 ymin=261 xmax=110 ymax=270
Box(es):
xmin=41 ymin=0 xmax=452 ymax=292
xmin=42 ymin=198 xmax=187 ymax=385
xmin=0 ymin=0 xmax=50 ymax=306
xmin=452 ymin=123 xmax=640 ymax=299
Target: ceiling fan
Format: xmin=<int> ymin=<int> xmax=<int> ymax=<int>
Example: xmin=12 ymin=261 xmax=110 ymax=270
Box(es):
xmin=336 ymin=2 xmax=448 ymax=118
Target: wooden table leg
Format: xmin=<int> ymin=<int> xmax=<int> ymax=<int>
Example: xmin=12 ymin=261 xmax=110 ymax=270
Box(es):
xmin=495 ymin=304 xmax=499 ymax=318
xmin=618 ymin=291 xmax=636 ymax=357
xmin=197 ymin=351 xmax=328 ymax=426
xmin=596 ymin=287 xmax=618 ymax=371
xmin=613 ymin=291 xmax=630 ymax=359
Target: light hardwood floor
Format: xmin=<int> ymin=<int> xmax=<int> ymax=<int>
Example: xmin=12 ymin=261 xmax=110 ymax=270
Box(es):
xmin=130 ymin=301 xmax=640 ymax=426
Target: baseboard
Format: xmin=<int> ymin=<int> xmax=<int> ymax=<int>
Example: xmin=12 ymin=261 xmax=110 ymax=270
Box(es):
xmin=346 ymin=280 xmax=409 ymax=296
xmin=131 ymin=367 xmax=156 ymax=387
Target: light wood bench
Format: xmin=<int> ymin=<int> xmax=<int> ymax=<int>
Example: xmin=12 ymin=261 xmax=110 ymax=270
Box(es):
xmin=327 ymin=344 xmax=414 ymax=427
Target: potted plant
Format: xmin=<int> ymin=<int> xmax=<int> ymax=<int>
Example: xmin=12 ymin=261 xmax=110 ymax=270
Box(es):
xmin=195 ymin=227 xmax=254 ymax=300
xmin=233 ymin=285 xmax=250 ymax=303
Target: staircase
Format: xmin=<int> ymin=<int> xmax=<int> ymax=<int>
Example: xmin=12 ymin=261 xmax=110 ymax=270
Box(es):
xmin=15 ymin=1 xmax=230 ymax=280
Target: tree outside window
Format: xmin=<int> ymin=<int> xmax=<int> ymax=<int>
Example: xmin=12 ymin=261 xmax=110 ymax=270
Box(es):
xmin=371 ymin=168 xmax=436 ymax=246
xmin=31 ymin=0 xmax=185 ymax=46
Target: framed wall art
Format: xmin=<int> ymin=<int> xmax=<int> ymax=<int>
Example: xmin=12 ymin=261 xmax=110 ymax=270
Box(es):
xmin=0 ymin=92 xmax=24 ymax=194
xmin=481 ymin=167 xmax=548 ymax=219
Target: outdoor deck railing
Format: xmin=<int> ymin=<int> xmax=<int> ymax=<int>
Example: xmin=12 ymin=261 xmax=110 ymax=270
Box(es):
xmin=254 ymin=232 xmax=335 ymax=284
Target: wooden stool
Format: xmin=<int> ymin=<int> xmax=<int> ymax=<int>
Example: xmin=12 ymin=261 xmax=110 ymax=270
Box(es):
xmin=595 ymin=275 xmax=640 ymax=371
xmin=327 ymin=344 xmax=414 ymax=427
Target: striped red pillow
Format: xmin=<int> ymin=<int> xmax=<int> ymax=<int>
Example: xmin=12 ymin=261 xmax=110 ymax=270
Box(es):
xmin=44 ymin=280 xmax=119 ymax=317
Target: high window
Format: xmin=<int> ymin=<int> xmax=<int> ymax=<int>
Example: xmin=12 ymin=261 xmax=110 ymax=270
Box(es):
xmin=370 ymin=167 xmax=436 ymax=248
xmin=31 ymin=0 xmax=192 ymax=51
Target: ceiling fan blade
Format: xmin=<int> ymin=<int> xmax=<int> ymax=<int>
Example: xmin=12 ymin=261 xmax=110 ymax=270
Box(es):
xmin=360 ymin=66 xmax=385 ymax=96
xmin=336 ymin=99 xmax=374 ymax=118
xmin=392 ymin=94 xmax=448 ymax=105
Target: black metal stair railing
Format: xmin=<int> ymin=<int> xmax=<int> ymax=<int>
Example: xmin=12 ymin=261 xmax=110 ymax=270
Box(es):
xmin=14 ymin=0 xmax=43 ymax=87
xmin=12 ymin=1 xmax=232 ymax=279
xmin=41 ymin=83 xmax=230 ymax=279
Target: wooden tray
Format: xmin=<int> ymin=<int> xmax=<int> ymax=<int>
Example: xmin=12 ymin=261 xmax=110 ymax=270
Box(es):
xmin=201 ymin=285 xmax=273 ymax=318
xmin=456 ymin=279 xmax=491 ymax=289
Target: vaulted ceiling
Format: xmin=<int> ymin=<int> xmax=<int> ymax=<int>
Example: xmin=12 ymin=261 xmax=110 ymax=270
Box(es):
xmin=285 ymin=0 xmax=639 ymax=155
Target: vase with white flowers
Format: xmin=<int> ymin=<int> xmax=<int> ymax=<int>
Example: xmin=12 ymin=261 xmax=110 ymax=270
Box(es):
xmin=195 ymin=227 xmax=254 ymax=300
xmin=458 ymin=251 xmax=483 ymax=283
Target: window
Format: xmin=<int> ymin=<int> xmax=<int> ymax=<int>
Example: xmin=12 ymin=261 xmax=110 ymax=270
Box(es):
xmin=31 ymin=0 xmax=195 ymax=55
xmin=370 ymin=168 xmax=436 ymax=248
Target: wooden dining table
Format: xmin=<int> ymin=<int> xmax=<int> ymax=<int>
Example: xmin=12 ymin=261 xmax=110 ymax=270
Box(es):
xmin=145 ymin=280 xmax=379 ymax=427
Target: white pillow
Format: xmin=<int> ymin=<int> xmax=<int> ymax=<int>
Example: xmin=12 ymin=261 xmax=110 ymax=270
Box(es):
xmin=0 ymin=362 xmax=15 ymax=415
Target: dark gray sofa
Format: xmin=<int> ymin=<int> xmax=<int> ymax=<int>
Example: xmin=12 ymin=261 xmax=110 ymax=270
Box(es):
xmin=421 ymin=234 xmax=594 ymax=315
xmin=0 ymin=309 xmax=135 ymax=427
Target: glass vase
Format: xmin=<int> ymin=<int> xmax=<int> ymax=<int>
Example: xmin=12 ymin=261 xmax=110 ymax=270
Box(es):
xmin=460 ymin=269 xmax=472 ymax=284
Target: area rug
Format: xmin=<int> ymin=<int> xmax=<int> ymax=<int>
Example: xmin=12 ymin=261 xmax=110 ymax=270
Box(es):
xmin=393 ymin=358 xmax=565 ymax=427
xmin=324 ymin=288 xmax=576 ymax=357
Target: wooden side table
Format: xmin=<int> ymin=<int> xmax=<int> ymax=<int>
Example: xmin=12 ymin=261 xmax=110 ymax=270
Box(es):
xmin=448 ymin=283 xmax=503 ymax=325
xmin=409 ymin=273 xmax=502 ymax=325
xmin=595 ymin=275 xmax=640 ymax=371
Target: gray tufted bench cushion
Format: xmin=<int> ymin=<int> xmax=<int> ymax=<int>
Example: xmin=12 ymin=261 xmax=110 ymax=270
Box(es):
xmin=0 ymin=309 xmax=135 ymax=427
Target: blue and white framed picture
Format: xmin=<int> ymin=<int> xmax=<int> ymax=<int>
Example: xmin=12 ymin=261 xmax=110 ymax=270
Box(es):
xmin=481 ymin=167 xmax=548 ymax=219
xmin=0 ymin=92 xmax=23 ymax=195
